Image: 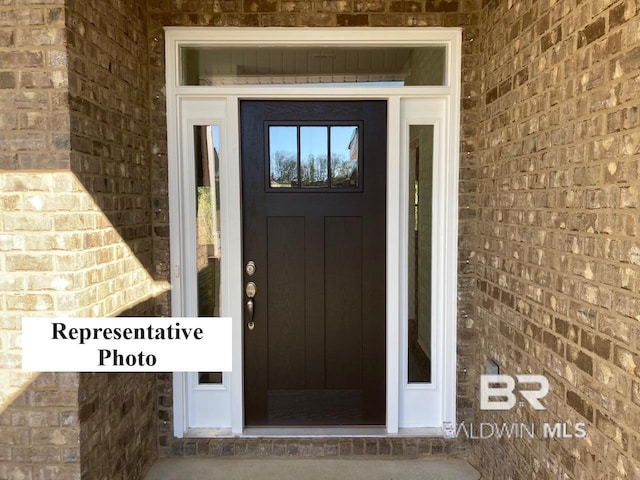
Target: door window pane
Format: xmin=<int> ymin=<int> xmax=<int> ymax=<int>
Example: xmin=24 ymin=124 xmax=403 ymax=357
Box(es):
xmin=300 ymin=127 xmax=328 ymax=187
xmin=269 ymin=127 xmax=298 ymax=188
xmin=407 ymin=125 xmax=433 ymax=383
xmin=268 ymin=125 xmax=361 ymax=191
xmin=330 ymin=126 xmax=359 ymax=188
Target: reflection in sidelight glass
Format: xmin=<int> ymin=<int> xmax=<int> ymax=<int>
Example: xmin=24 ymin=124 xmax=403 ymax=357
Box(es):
xmin=330 ymin=126 xmax=358 ymax=188
xmin=407 ymin=125 xmax=433 ymax=383
xmin=194 ymin=125 xmax=224 ymax=385
xmin=300 ymin=127 xmax=328 ymax=187
xmin=270 ymin=126 xmax=298 ymax=188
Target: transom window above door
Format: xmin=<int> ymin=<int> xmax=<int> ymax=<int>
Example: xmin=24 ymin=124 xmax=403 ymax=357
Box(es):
xmin=180 ymin=46 xmax=447 ymax=86
xmin=268 ymin=124 xmax=361 ymax=190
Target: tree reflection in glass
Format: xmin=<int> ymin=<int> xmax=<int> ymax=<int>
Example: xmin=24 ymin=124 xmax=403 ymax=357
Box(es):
xmin=330 ymin=126 xmax=358 ymax=188
xmin=270 ymin=126 xmax=298 ymax=187
xmin=269 ymin=125 xmax=359 ymax=189
xmin=300 ymin=127 xmax=328 ymax=187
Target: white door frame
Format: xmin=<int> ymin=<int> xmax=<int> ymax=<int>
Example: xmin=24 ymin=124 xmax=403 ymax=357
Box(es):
xmin=165 ymin=27 xmax=461 ymax=437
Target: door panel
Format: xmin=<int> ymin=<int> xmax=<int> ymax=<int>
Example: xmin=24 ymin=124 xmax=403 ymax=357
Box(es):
xmin=325 ymin=217 xmax=363 ymax=390
xmin=241 ymin=100 xmax=386 ymax=426
xmin=267 ymin=216 xmax=306 ymax=389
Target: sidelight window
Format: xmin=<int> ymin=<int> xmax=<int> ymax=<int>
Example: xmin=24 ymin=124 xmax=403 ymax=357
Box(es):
xmin=407 ymin=125 xmax=434 ymax=384
xmin=194 ymin=125 xmax=224 ymax=386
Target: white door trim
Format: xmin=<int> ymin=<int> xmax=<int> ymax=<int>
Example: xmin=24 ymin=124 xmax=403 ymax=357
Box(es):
xmin=165 ymin=27 xmax=461 ymax=437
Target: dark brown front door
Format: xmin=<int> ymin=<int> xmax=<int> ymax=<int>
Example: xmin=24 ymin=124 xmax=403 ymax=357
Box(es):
xmin=241 ymin=100 xmax=386 ymax=426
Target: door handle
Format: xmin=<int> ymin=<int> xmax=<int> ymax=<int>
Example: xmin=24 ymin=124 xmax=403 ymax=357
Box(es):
xmin=247 ymin=299 xmax=255 ymax=331
xmin=246 ymin=282 xmax=256 ymax=331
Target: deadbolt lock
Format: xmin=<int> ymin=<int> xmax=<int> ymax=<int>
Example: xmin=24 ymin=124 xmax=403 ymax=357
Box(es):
xmin=246 ymin=261 xmax=256 ymax=276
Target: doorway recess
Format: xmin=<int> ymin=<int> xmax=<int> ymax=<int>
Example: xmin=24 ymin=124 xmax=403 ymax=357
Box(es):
xmin=165 ymin=27 xmax=461 ymax=437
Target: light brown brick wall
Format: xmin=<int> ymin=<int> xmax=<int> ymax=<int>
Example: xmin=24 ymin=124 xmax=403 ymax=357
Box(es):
xmin=1 ymin=0 xmax=161 ymax=478
xmin=65 ymin=0 xmax=160 ymax=478
xmin=147 ymin=0 xmax=481 ymax=456
xmin=0 ymin=370 xmax=80 ymax=480
xmin=67 ymin=0 xmax=153 ymax=272
xmin=0 ymin=167 xmax=163 ymax=480
xmin=14 ymin=0 xmax=640 ymax=478
xmin=78 ymin=372 xmax=157 ymax=480
xmin=0 ymin=2 xmax=76 ymax=478
xmin=473 ymin=0 xmax=640 ymax=478
xmin=0 ymin=0 xmax=69 ymax=171
xmin=0 ymin=170 xmax=162 ymax=478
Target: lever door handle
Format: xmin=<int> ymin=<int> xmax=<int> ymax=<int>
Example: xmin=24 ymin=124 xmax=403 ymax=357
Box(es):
xmin=246 ymin=282 xmax=256 ymax=330
xmin=247 ymin=298 xmax=255 ymax=331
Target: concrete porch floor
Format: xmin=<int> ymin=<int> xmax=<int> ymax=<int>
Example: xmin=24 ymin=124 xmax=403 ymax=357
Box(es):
xmin=144 ymin=457 xmax=481 ymax=480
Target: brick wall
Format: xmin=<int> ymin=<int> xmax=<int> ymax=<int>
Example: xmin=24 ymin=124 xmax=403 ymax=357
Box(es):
xmin=0 ymin=0 xmax=69 ymax=171
xmin=66 ymin=0 xmax=160 ymax=478
xmin=78 ymin=372 xmax=157 ymax=480
xmin=1 ymin=0 xmax=161 ymax=478
xmin=147 ymin=0 xmax=481 ymax=456
xmin=0 ymin=170 xmax=162 ymax=479
xmin=0 ymin=371 xmax=80 ymax=480
xmin=0 ymin=2 xmax=77 ymax=478
xmin=473 ymin=0 xmax=640 ymax=478
xmin=0 ymin=0 xmax=633 ymax=477
xmin=0 ymin=167 xmax=162 ymax=479
xmin=67 ymin=0 xmax=153 ymax=274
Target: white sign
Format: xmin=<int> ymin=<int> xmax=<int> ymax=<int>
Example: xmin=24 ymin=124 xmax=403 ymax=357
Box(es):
xmin=22 ymin=317 xmax=232 ymax=372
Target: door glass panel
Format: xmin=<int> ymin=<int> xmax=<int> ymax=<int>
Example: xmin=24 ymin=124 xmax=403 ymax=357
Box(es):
xmin=194 ymin=124 xmax=223 ymax=386
xmin=407 ymin=125 xmax=433 ymax=383
xmin=330 ymin=126 xmax=359 ymax=188
xmin=300 ymin=126 xmax=328 ymax=187
xmin=269 ymin=126 xmax=298 ymax=188
xmin=180 ymin=46 xmax=447 ymax=86
xmin=268 ymin=124 xmax=361 ymax=191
